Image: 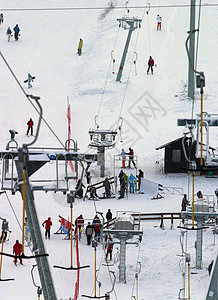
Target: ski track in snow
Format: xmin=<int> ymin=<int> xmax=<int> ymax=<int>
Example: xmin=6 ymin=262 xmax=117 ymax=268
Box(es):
xmin=0 ymin=0 xmax=217 ymax=299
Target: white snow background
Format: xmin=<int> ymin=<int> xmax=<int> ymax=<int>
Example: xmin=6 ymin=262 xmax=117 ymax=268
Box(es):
xmin=0 ymin=0 xmax=217 ymax=299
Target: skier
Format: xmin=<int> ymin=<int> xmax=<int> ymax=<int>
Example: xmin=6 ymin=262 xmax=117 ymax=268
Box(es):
xmin=92 ymin=215 xmax=102 ymax=242
xmin=136 ymin=169 xmax=144 ymax=191
xmin=0 ymin=218 xmax=11 ymax=243
xmin=85 ymin=222 xmax=93 ymax=245
xmin=103 ymin=177 xmax=111 ymax=198
xmin=13 ymin=240 xmax=23 ymax=265
xmin=181 ymin=194 xmax=190 ymax=211
xmin=77 ymin=38 xmax=83 ymax=56
xmin=157 ymin=15 xmax=162 ymax=30
xmin=120 ymin=148 xmax=126 ymax=168
xmin=147 ymin=56 xmax=154 ymax=75
xmin=26 ymin=73 xmax=34 ymax=89
xmin=9 ymin=129 xmax=18 ymax=140
xmin=6 ymin=26 xmax=12 ymax=42
xmin=42 ymin=217 xmax=52 ymax=239
xmin=106 ymin=209 xmax=112 ymax=222
xmin=126 ymin=147 xmax=136 ymax=168
xmin=118 ymin=170 xmax=124 ymax=188
xmin=74 ymin=214 xmax=84 ymax=237
xmin=129 ymin=173 xmax=136 ymax=193
xmin=75 ymin=179 xmax=85 ymax=198
xmin=13 ymin=24 xmax=20 ymax=41
xmin=26 ymin=118 xmax=34 ymax=136
xmin=0 ymin=13 xmax=3 ymax=24
xmin=105 ymin=235 xmax=114 ymax=261
xmin=86 ymin=171 xmax=91 ymax=185
xmin=118 ymin=174 xmax=128 ymax=199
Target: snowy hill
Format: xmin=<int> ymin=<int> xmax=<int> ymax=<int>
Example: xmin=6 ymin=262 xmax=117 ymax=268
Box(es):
xmin=0 ymin=0 xmax=217 ymax=299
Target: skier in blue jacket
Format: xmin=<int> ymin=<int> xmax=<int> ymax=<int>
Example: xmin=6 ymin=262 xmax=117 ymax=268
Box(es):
xmin=129 ymin=173 xmax=136 ymax=193
xmin=13 ymin=24 xmax=20 ymax=41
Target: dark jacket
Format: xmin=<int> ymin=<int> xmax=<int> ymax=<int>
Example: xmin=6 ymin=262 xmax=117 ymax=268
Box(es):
xmin=106 ymin=210 xmax=112 ymax=221
xmin=13 ymin=25 xmax=20 ymax=33
xmin=148 ymin=58 xmax=154 ymax=66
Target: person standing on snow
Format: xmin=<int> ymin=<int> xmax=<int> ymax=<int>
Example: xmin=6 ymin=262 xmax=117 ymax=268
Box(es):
xmin=13 ymin=24 xmax=20 ymax=41
xmin=136 ymin=169 xmax=144 ymax=191
xmin=42 ymin=217 xmax=52 ymax=239
xmin=126 ymin=147 xmax=136 ymax=168
xmin=6 ymin=26 xmax=12 ymax=42
xmin=181 ymin=194 xmax=190 ymax=211
xmin=92 ymin=215 xmax=102 ymax=242
xmin=0 ymin=218 xmax=11 ymax=243
xmin=74 ymin=214 xmax=84 ymax=236
xmin=105 ymin=235 xmax=114 ymax=261
xmin=147 ymin=56 xmax=154 ymax=75
xmin=103 ymin=177 xmax=111 ymax=198
xmin=129 ymin=173 xmax=136 ymax=193
xmin=120 ymin=148 xmax=126 ymax=168
xmin=106 ymin=209 xmax=112 ymax=223
xmin=0 ymin=13 xmax=4 ymax=25
xmin=13 ymin=240 xmax=23 ymax=265
xmin=77 ymin=38 xmax=83 ymax=56
xmin=157 ymin=15 xmax=162 ymax=30
xmin=26 ymin=118 xmax=34 ymax=136
xmin=85 ymin=222 xmax=93 ymax=245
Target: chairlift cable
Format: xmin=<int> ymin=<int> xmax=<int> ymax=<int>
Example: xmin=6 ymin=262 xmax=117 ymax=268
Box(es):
xmin=191 ymin=0 xmax=202 ymax=119
xmin=146 ymin=2 xmax=152 ymax=54
xmin=0 ymin=51 xmax=65 ymax=148
xmin=95 ymin=4 xmax=126 ymax=128
xmin=116 ymin=6 xmax=147 ymax=131
xmin=130 ymin=242 xmax=142 ymax=299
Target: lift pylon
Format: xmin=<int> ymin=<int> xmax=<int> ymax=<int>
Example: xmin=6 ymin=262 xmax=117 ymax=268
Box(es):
xmin=116 ymin=17 xmax=142 ymax=82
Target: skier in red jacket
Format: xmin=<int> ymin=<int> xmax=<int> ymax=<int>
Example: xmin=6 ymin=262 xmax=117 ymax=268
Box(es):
xmin=26 ymin=118 xmax=34 ymax=136
xmin=74 ymin=214 xmax=84 ymax=234
xmin=147 ymin=56 xmax=154 ymax=75
xmin=42 ymin=217 xmax=52 ymax=239
xmin=13 ymin=240 xmax=23 ymax=265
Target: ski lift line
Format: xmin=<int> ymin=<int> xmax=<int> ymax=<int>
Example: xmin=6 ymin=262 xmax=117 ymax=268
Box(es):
xmin=0 ymin=51 xmax=65 ymax=148
xmin=1 ymin=3 xmax=217 ymax=11
xmin=130 ymin=242 xmax=142 ymax=299
xmin=146 ymin=3 xmax=152 ymax=54
xmin=191 ymin=0 xmax=202 ymax=119
xmin=95 ymin=5 xmax=126 ymax=126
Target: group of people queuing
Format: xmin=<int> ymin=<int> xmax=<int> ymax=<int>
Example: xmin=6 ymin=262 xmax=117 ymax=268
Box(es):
xmin=118 ymin=168 xmax=144 ymax=198
xmin=75 ymin=209 xmax=113 ymax=249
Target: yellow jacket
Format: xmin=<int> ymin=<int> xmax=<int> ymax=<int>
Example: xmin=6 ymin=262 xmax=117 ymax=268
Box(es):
xmin=78 ymin=39 xmax=83 ymax=50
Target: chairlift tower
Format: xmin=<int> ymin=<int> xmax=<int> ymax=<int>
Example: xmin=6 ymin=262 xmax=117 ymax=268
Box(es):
xmin=116 ymin=17 xmax=142 ymax=82
xmin=88 ymin=129 xmax=117 ymax=177
xmin=181 ymin=210 xmax=218 ymax=269
xmin=103 ymin=211 xmax=143 ymax=283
